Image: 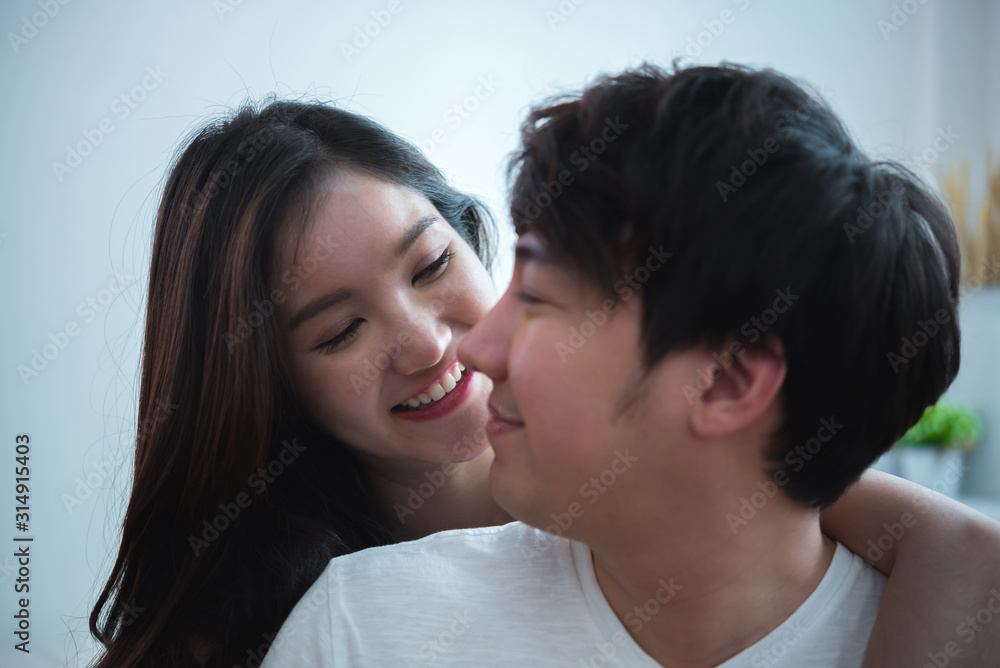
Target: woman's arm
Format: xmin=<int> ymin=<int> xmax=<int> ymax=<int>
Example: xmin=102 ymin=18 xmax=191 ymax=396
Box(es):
xmin=821 ymin=468 xmax=1000 ymax=667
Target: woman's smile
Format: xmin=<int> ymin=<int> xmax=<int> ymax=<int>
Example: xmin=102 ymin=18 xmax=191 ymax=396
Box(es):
xmin=392 ymin=363 xmax=479 ymax=422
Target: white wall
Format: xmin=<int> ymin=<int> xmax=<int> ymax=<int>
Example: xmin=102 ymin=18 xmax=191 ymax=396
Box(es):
xmin=0 ymin=1 xmax=996 ymax=665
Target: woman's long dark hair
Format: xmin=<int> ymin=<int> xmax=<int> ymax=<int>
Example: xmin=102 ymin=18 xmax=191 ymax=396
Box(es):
xmin=90 ymin=100 xmax=495 ymax=667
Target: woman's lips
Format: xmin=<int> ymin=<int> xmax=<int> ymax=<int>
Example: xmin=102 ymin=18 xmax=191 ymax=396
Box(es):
xmin=395 ymin=361 xmax=464 ymax=408
xmin=392 ymin=368 xmax=476 ymax=422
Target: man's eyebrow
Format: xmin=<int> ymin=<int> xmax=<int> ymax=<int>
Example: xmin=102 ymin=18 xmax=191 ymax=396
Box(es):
xmin=288 ymin=287 xmax=352 ymax=331
xmin=288 ymin=215 xmax=439 ymax=332
xmin=395 ymin=215 xmax=439 ymax=259
xmin=514 ymin=240 xmax=560 ymax=265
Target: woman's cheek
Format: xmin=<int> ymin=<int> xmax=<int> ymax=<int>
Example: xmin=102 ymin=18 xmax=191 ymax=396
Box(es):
xmin=460 ymin=277 xmax=498 ymax=323
xmin=299 ymin=356 xmax=362 ymax=421
xmin=339 ymin=350 xmax=382 ymax=405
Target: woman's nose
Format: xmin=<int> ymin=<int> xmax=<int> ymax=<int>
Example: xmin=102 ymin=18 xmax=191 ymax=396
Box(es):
xmin=390 ymin=307 xmax=451 ymax=376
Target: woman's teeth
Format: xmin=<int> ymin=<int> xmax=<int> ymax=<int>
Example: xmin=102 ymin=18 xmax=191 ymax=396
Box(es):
xmin=397 ymin=364 xmax=465 ymax=411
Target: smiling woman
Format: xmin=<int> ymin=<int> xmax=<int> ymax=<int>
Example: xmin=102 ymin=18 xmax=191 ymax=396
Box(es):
xmin=87 ymin=99 xmax=507 ymax=668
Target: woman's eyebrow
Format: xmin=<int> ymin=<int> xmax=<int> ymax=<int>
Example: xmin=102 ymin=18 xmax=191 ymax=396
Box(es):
xmin=395 ymin=214 xmax=439 ymax=259
xmin=289 ymin=287 xmax=353 ymax=331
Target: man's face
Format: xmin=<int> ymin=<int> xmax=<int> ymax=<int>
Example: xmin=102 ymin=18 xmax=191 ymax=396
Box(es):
xmin=458 ymin=232 xmax=696 ymax=540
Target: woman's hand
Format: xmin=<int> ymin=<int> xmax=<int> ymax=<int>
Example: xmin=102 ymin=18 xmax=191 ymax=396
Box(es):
xmin=821 ymin=468 xmax=1000 ymax=667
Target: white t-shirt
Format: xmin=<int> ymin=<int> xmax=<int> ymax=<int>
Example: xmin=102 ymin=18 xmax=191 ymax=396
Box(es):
xmin=261 ymin=521 xmax=886 ymax=667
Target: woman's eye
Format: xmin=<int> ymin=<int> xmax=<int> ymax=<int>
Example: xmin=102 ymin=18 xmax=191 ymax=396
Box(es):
xmin=413 ymin=249 xmax=453 ymax=285
xmin=316 ymin=319 xmax=363 ymax=354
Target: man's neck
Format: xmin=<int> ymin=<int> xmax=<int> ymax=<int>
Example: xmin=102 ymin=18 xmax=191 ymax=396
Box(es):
xmin=590 ymin=503 xmax=835 ymax=667
xmin=363 ymin=448 xmax=512 ymax=541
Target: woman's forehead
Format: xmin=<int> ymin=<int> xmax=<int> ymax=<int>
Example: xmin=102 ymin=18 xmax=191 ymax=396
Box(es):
xmin=276 ymin=172 xmax=439 ymax=268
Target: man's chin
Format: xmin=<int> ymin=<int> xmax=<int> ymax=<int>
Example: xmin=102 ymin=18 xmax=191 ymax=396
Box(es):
xmin=489 ymin=479 xmax=565 ymax=535
xmin=487 ymin=470 xmax=531 ymax=522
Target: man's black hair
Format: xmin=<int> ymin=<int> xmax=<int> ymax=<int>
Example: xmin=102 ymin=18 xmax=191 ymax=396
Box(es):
xmin=508 ymin=62 xmax=961 ymax=508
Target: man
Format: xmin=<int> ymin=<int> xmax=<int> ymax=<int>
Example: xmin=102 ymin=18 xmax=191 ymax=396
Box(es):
xmin=261 ymin=63 xmax=961 ymax=666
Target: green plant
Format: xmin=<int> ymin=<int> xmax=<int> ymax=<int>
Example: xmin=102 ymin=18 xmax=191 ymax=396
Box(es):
xmin=896 ymin=401 xmax=982 ymax=450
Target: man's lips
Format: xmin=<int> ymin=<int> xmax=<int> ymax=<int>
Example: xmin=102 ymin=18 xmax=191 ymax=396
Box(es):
xmin=488 ymin=402 xmax=524 ymax=426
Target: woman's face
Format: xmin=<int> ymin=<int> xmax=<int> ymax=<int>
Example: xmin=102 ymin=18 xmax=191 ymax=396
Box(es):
xmin=273 ymin=170 xmax=497 ymax=472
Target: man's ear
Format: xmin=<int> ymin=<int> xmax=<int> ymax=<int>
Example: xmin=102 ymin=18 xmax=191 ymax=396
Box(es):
xmin=689 ymin=335 xmax=786 ymax=439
